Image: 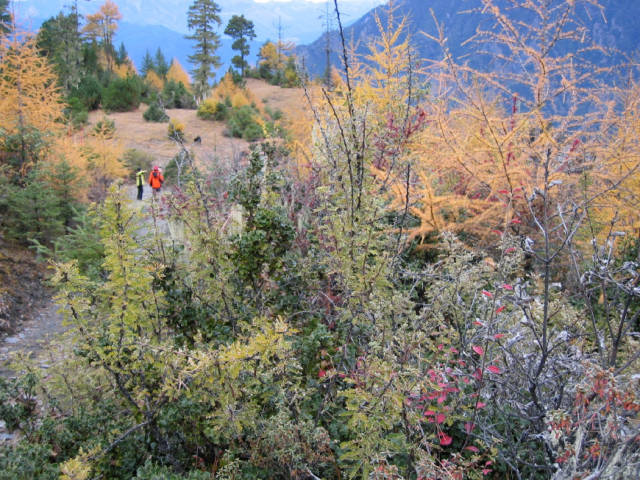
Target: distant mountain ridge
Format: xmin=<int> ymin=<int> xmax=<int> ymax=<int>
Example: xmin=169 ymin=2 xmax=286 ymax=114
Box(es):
xmin=298 ymin=0 xmax=640 ymax=77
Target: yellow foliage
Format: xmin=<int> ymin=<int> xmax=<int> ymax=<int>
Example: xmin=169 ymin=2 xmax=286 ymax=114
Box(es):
xmin=231 ymin=91 xmax=250 ymax=108
xmin=59 ymin=447 xmax=99 ymax=480
xmin=166 ymin=58 xmax=191 ymax=89
xmin=113 ymin=59 xmax=136 ymax=79
xmin=0 ymin=33 xmax=64 ymax=139
xmin=84 ymin=128 xmax=127 ymax=180
xmin=591 ymin=84 xmax=640 ymax=237
xmin=208 ymin=72 xmax=259 ymax=110
xmin=168 ymin=118 xmax=185 ymax=141
xmin=145 ymin=70 xmax=164 ymax=91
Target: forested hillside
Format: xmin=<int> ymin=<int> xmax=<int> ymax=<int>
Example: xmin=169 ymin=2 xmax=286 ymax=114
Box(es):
xmin=1 ymin=1 xmax=639 ymax=479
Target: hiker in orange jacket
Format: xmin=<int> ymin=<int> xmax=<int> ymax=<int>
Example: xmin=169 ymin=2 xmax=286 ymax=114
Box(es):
xmin=149 ymin=166 xmax=164 ymax=192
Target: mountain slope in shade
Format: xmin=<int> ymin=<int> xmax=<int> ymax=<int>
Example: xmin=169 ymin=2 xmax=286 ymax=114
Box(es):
xmin=297 ymin=0 xmax=640 ymax=77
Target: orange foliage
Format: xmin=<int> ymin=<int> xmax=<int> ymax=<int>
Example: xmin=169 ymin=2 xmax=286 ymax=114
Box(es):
xmin=166 ymin=59 xmax=191 ymax=89
xmin=145 ymin=70 xmax=164 ymax=91
xmin=0 ymin=34 xmax=64 ymax=137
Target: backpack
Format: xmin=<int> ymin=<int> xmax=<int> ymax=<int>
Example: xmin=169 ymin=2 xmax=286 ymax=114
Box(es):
xmin=153 ymin=171 xmax=158 ymax=178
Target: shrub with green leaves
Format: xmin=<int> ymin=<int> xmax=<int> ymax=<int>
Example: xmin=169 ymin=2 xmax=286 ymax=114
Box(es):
xmin=69 ymin=75 xmax=102 ymax=111
xmin=162 ymin=80 xmax=195 ymax=109
xmin=102 ymin=75 xmax=142 ymax=112
xmin=121 ymin=149 xmax=154 ymax=176
xmin=227 ymin=105 xmax=264 ymax=141
xmin=143 ymin=102 xmax=169 ymax=122
xmin=196 ymin=98 xmax=227 ymax=121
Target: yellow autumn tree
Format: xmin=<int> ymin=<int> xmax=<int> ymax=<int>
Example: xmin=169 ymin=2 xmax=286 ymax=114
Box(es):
xmin=113 ymin=57 xmax=137 ymax=78
xmin=0 ymin=32 xmax=64 ymax=174
xmin=82 ymin=121 xmax=127 ymax=201
xmin=166 ymin=58 xmax=191 ymax=90
xmin=82 ymin=0 xmax=122 ymax=71
xmin=145 ymin=70 xmax=164 ymax=91
xmin=402 ymin=0 xmax=623 ymax=246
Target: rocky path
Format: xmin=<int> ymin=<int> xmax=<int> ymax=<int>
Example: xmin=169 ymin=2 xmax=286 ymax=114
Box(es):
xmin=0 ymin=298 xmax=67 ymax=377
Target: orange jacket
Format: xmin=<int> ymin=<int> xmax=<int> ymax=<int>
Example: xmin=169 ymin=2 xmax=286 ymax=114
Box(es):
xmin=148 ymin=170 xmax=164 ymax=189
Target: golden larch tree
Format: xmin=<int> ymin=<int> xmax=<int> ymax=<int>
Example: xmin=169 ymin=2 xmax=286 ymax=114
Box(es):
xmin=0 ymin=32 xmax=64 ymax=173
xmin=166 ymin=58 xmax=191 ymax=89
xmin=83 ymin=0 xmax=122 ymax=71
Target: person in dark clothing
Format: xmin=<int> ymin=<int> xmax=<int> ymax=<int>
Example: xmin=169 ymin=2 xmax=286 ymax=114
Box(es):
xmin=136 ymin=169 xmax=145 ymax=200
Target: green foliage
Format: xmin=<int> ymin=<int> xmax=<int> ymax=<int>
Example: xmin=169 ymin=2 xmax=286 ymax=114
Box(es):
xmin=143 ymin=102 xmax=169 ymax=122
xmin=224 ymin=14 xmax=256 ymax=77
xmin=0 ymin=168 xmax=65 ymax=246
xmin=227 ymin=105 xmax=263 ymax=141
xmin=69 ymin=75 xmax=102 ymax=111
xmin=154 ymin=47 xmax=169 ymax=77
xmin=121 ymin=148 xmax=154 ymax=175
xmin=53 ymin=208 xmax=105 ymax=280
xmin=36 ymin=11 xmax=83 ymax=93
xmin=196 ymin=98 xmax=227 ymax=120
xmin=133 ymin=461 xmax=211 ymax=480
xmin=101 ymin=75 xmax=142 ymax=112
xmin=186 ymin=0 xmax=222 ymax=100
xmin=162 ymin=80 xmax=196 ymax=109
xmin=65 ymin=96 xmax=89 ymax=128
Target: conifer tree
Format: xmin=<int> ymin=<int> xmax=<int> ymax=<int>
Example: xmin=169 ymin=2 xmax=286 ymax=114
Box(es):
xmin=141 ymin=49 xmax=154 ymax=75
xmin=116 ymin=41 xmax=127 ymax=65
xmin=224 ymin=14 xmax=256 ymax=77
xmin=37 ymin=10 xmax=83 ymax=92
xmin=154 ymin=47 xmax=169 ymax=77
xmin=0 ymin=0 xmax=11 ymax=35
xmin=186 ymin=0 xmax=221 ymax=101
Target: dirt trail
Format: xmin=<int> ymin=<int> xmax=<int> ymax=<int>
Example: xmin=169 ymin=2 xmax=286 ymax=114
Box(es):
xmin=0 ymin=80 xmax=305 ymax=376
xmin=0 ymin=302 xmax=66 ymax=377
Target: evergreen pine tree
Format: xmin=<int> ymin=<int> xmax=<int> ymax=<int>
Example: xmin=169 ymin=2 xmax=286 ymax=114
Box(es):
xmin=116 ymin=42 xmax=127 ymax=65
xmin=155 ymin=47 xmax=169 ymax=77
xmin=0 ymin=0 xmax=10 ymax=34
xmin=186 ymin=0 xmax=221 ymax=101
xmin=141 ymin=49 xmax=154 ymax=75
xmin=224 ymin=15 xmax=256 ymax=77
xmin=37 ymin=10 xmax=83 ymax=93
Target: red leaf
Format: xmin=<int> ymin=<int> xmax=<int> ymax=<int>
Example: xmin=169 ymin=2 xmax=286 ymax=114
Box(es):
xmin=496 ymin=305 xmax=506 ymax=313
xmin=494 ymin=333 xmax=505 ymax=339
xmin=497 ymin=189 xmax=509 ymax=195
xmin=476 ymin=401 xmax=486 ymax=409
xmin=482 ymin=290 xmax=493 ymax=298
xmin=501 ymin=283 xmax=514 ymax=290
xmin=435 ymin=413 xmax=446 ymax=424
xmin=505 ymin=247 xmax=516 ymax=254
xmin=465 ymin=422 xmax=475 ymax=433
xmin=491 ymin=229 xmax=503 ymax=236
xmin=424 ymin=410 xmax=436 ymax=416
xmin=482 ymin=469 xmax=492 ymax=475
xmin=472 ymin=345 xmax=485 ymax=355
xmin=487 ymin=365 xmax=502 ymax=374
xmin=318 ymin=370 xmax=326 ymax=378
xmin=438 ymin=431 xmax=453 ymax=446
xmin=465 ymin=445 xmax=479 ymax=453
xmin=474 ymin=320 xmax=485 ymax=326
xmin=511 ymin=218 xmax=522 ymax=224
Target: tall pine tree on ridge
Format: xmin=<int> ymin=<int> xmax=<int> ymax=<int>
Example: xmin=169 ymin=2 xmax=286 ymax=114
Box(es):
xmin=186 ymin=0 xmax=221 ymax=102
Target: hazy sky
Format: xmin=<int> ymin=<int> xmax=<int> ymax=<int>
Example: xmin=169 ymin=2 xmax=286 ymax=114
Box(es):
xmin=16 ymin=0 xmax=387 ymax=42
